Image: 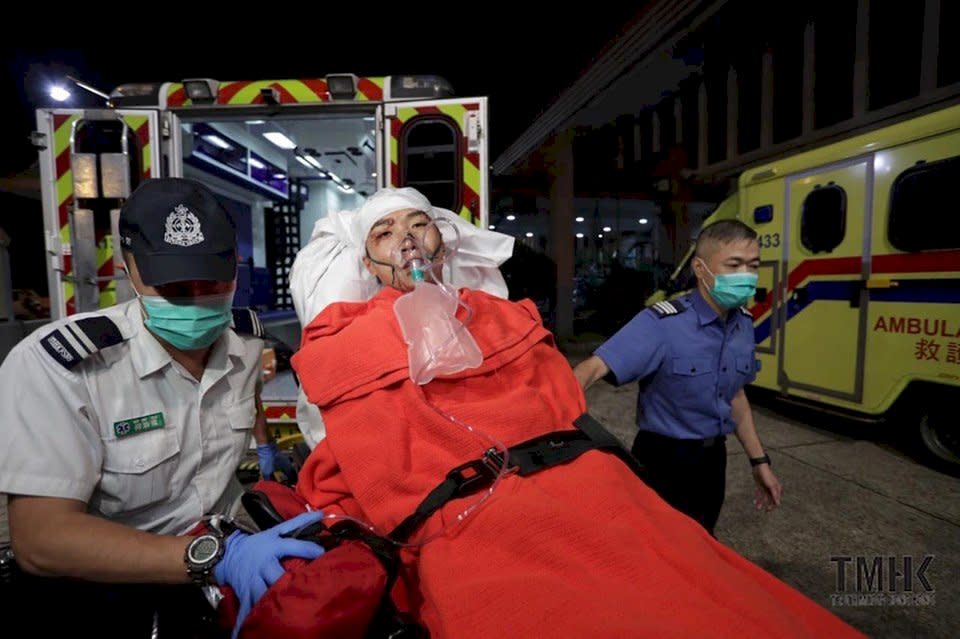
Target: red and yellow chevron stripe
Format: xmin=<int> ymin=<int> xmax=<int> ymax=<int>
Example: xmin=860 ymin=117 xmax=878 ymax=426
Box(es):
xmin=53 ymin=113 xmax=154 ymax=315
xmin=263 ymin=403 xmax=301 ymax=441
xmin=389 ymin=102 xmax=482 ymax=227
xmin=166 ymin=78 xmax=386 ymax=107
xmin=264 ymin=404 xmax=297 ymax=422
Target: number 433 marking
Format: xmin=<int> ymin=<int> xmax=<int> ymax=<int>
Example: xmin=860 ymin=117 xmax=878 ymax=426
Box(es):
xmin=759 ymin=233 xmax=781 ymax=248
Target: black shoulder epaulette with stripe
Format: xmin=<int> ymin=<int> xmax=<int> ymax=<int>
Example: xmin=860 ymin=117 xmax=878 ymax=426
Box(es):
xmin=232 ymin=308 xmax=264 ymax=338
xmin=40 ymin=316 xmax=126 ymax=370
xmin=648 ymin=299 xmax=687 ymax=318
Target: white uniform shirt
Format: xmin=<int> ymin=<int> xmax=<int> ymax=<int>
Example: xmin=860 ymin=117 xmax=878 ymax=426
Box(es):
xmin=0 ymin=300 xmax=263 ymax=534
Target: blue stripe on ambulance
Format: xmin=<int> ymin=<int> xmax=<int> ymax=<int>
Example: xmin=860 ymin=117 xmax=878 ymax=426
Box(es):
xmin=752 ymin=278 xmax=960 ymax=344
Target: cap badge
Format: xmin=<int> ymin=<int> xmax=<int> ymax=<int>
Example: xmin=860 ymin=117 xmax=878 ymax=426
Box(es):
xmin=164 ymin=204 xmax=205 ymax=247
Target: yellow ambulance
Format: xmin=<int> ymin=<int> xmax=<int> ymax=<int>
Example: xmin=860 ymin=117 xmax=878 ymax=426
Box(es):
xmin=650 ymin=103 xmax=960 ymax=467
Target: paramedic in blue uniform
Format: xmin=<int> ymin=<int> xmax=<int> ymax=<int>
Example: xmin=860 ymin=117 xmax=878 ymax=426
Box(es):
xmin=573 ymin=219 xmax=782 ymax=536
xmin=0 ymin=178 xmax=322 ymax=637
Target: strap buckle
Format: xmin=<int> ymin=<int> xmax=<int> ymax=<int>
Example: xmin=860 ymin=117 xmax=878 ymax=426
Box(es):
xmin=446 ymin=447 xmax=514 ymax=497
xmin=482 ymin=446 xmax=516 ymax=476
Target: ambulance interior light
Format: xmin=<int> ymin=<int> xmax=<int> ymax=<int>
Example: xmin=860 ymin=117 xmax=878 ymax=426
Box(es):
xmin=202 ymin=134 xmax=233 ymax=150
xmin=263 ymin=131 xmax=297 ymax=150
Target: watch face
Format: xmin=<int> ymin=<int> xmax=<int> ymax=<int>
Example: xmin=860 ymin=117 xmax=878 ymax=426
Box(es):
xmin=189 ymin=535 xmax=220 ymax=563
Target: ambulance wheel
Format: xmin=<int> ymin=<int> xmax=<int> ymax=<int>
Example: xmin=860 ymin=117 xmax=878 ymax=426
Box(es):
xmin=917 ymin=404 xmax=960 ymax=467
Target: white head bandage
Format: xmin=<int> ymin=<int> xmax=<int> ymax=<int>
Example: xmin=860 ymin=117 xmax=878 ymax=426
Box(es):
xmin=289 ymin=187 xmax=514 ymax=326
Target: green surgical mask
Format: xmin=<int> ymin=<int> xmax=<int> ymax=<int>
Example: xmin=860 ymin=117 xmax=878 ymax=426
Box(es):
xmin=698 ymin=260 xmax=758 ymax=309
xmin=138 ymin=293 xmax=233 ymax=350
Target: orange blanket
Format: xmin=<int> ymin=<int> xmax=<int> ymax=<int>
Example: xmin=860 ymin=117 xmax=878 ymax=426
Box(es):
xmin=292 ymin=287 xmax=863 ymax=638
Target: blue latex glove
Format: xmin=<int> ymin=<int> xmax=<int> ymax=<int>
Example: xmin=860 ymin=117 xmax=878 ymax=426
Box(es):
xmin=256 ymin=442 xmax=278 ymax=479
xmin=258 ymin=442 xmax=297 ymax=482
xmin=273 ymin=451 xmax=296 ymax=482
xmin=214 ymin=510 xmax=325 ymax=637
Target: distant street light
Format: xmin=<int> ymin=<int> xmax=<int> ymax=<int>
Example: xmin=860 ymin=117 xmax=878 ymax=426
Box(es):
xmin=48 ymin=75 xmax=112 ymax=106
xmin=49 ymin=86 xmax=71 ymax=102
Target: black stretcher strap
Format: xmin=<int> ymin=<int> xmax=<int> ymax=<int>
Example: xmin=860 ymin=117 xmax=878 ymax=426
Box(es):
xmin=389 ymin=413 xmax=642 ymax=542
xmin=573 ymin=412 xmax=648 ymax=478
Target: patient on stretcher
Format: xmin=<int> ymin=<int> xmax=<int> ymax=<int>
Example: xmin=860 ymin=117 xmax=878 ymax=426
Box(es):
xmin=226 ymin=187 xmax=864 ymax=639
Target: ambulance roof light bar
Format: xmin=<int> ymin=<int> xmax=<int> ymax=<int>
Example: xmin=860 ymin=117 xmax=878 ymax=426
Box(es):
xmin=388 ymin=75 xmax=454 ymax=99
xmin=108 ymin=82 xmax=163 ymax=107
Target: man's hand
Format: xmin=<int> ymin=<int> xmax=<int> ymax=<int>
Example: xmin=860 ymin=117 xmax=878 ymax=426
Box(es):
xmin=214 ymin=510 xmax=326 ymax=636
xmin=752 ymin=464 xmax=782 ymax=512
xmin=572 ymin=355 xmax=610 ymax=391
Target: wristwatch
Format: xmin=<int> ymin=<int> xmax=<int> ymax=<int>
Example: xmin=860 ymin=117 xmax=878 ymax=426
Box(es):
xmin=749 ymin=454 xmax=772 ymax=468
xmin=184 ymin=532 xmax=225 ymax=586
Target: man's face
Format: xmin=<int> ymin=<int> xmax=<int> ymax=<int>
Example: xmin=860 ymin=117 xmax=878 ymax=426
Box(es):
xmin=123 ymin=254 xmax=236 ymax=299
xmin=693 ymin=238 xmax=761 ymax=288
xmin=362 ymin=208 xmax=443 ymax=291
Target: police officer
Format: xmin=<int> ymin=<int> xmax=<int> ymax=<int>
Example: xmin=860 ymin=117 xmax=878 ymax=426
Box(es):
xmin=573 ymin=219 xmax=782 ymax=536
xmin=0 ymin=178 xmax=322 ymax=637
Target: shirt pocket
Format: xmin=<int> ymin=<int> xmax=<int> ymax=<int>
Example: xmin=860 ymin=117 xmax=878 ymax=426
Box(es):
xmin=671 ymin=357 xmax=714 ymax=377
xmin=227 ymin=393 xmax=258 ymax=458
xmin=97 ymin=429 xmax=181 ymax=516
xmin=668 ymin=357 xmax=714 ymax=394
xmin=736 ymin=355 xmax=756 ymax=384
xmin=228 ymin=393 xmax=257 ymax=431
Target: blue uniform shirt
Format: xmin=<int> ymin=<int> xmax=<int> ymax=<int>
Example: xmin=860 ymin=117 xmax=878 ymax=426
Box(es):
xmin=594 ymin=289 xmax=757 ymax=440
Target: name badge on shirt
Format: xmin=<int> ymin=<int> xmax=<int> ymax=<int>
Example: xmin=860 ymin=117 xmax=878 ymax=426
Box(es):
xmin=114 ymin=413 xmax=165 ymax=439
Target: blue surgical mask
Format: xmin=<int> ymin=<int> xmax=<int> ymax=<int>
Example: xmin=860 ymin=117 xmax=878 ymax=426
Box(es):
xmin=137 ymin=292 xmax=234 ymax=350
xmin=698 ymin=260 xmax=758 ymax=309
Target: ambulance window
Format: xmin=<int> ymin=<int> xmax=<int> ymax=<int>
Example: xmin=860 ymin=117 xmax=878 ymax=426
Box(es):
xmin=889 ymin=155 xmax=960 ymax=252
xmin=400 ymin=116 xmax=461 ymax=212
xmin=800 ymin=184 xmax=846 ymax=253
xmin=73 ymin=120 xmax=144 ymax=195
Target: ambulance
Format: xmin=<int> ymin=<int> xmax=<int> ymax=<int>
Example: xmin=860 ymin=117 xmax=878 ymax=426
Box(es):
xmin=648 ymin=102 xmax=960 ymax=467
xmin=32 ymin=74 xmax=491 ymax=443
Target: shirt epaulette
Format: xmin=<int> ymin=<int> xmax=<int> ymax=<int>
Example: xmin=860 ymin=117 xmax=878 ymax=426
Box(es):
xmin=232 ymin=308 xmax=264 ymax=338
xmin=648 ymin=299 xmax=687 ymax=318
xmin=39 ymin=316 xmax=127 ymax=370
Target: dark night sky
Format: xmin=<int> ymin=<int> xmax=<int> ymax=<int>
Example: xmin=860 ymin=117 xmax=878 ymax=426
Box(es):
xmin=0 ymin=11 xmax=641 ymax=177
